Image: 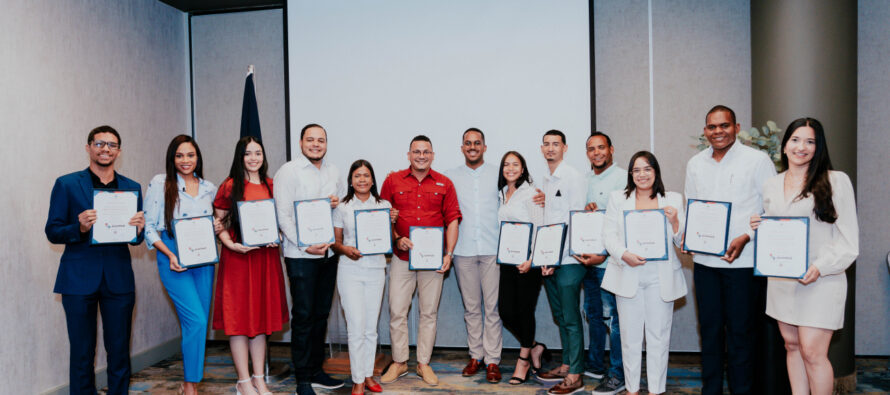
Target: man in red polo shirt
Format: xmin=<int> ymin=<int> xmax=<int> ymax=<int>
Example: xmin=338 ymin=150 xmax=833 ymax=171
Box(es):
xmin=379 ymin=135 xmax=462 ymax=386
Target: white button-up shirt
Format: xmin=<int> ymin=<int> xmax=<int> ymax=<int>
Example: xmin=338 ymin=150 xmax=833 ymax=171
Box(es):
xmin=542 ymin=161 xmax=586 ymax=265
xmin=446 ymin=162 xmax=499 ymax=257
xmin=333 ymin=196 xmax=392 ymax=269
xmin=684 ymin=141 xmax=776 ymax=269
xmin=273 ymin=154 xmax=344 ymax=259
xmin=498 ymin=181 xmax=544 ymax=227
xmin=144 ymin=173 xmax=217 ymax=249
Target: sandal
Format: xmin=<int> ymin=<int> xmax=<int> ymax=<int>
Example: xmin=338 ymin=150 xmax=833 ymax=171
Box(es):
xmin=509 ymin=355 xmax=532 ymax=385
xmin=251 ymin=375 xmax=272 ymax=395
xmin=530 ymin=342 xmax=552 ymax=373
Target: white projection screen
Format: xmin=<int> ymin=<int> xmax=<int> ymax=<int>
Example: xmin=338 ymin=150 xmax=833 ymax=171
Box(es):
xmin=286 ymin=0 xmax=591 ymax=180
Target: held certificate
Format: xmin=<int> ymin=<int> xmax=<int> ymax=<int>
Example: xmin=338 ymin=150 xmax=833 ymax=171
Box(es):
xmin=172 ymin=215 xmax=219 ymax=268
xmin=237 ymin=199 xmax=280 ymax=247
xmin=496 ymin=221 xmax=533 ymax=265
xmin=91 ymin=189 xmax=139 ymax=244
xmin=531 ymin=223 xmax=567 ymax=267
xmin=294 ymin=198 xmax=335 ymax=247
xmin=354 ymin=208 xmax=392 ymax=255
xmin=754 ymin=216 xmax=809 ymax=278
xmin=569 ymin=210 xmax=607 ymax=256
xmin=623 ymin=209 xmax=669 ymax=260
xmin=409 ymin=226 xmax=444 ymax=270
xmin=682 ymin=199 xmax=732 ymax=256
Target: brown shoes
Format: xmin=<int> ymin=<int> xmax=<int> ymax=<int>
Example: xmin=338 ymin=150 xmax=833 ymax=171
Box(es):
xmin=380 ymin=362 xmax=408 ymax=383
xmin=535 ymin=366 xmax=568 ymax=384
xmin=416 ymin=364 xmax=439 ymax=386
xmin=485 ymin=363 xmax=501 ymax=383
xmin=461 ymin=358 xmax=483 ymax=376
xmin=547 ymin=377 xmax=585 ymax=394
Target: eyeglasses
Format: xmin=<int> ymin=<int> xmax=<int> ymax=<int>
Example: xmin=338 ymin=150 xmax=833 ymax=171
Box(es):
xmin=411 ymin=150 xmax=433 ymax=156
xmin=91 ymin=140 xmax=120 ymax=149
xmin=705 ymin=123 xmax=733 ymax=131
xmin=631 ymin=167 xmax=654 ymax=175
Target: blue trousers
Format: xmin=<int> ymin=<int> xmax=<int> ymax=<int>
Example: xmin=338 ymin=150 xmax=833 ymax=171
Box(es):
xmin=156 ymin=231 xmax=215 ymax=383
xmin=583 ymin=266 xmax=624 ymax=380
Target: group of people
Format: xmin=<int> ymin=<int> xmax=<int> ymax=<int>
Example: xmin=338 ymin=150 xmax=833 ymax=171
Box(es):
xmin=45 ymin=104 xmax=858 ymax=395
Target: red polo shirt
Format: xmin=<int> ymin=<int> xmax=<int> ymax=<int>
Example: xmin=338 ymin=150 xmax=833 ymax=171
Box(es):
xmin=379 ymin=168 xmax=462 ymax=261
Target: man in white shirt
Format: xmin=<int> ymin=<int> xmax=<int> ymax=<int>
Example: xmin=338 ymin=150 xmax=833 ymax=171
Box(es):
xmin=534 ymin=130 xmax=589 ymax=395
xmin=445 ymin=128 xmax=503 ymax=383
xmin=273 ymin=124 xmax=345 ymax=395
xmin=684 ymin=106 xmax=776 ymax=395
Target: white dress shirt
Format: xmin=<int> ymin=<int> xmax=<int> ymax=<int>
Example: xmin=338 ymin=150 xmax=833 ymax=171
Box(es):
xmin=684 ymin=142 xmax=776 ymax=269
xmin=542 ymin=161 xmax=587 ymax=265
xmin=333 ymin=195 xmax=392 ymax=269
xmin=273 ymin=155 xmax=344 ymax=259
xmin=446 ymin=162 xmax=500 ymax=257
xmin=498 ymin=182 xmax=545 ymax=227
xmin=144 ymin=173 xmax=217 ymax=249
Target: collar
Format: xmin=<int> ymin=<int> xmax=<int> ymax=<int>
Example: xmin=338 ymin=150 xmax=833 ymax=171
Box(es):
xmin=707 ymin=140 xmax=742 ymax=163
xmin=400 ymin=168 xmax=441 ymax=182
xmin=590 ymin=163 xmax=620 ymax=179
xmin=88 ymin=167 xmax=117 ymax=186
xmin=547 ymin=160 xmax=569 ymax=179
xmin=295 ymin=153 xmax=327 ymax=170
xmin=176 ymin=173 xmax=208 ymax=193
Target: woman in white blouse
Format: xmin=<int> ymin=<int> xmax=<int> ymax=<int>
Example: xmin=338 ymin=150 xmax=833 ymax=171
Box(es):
xmin=331 ymin=159 xmax=392 ymax=395
xmin=750 ymin=118 xmax=858 ymax=395
xmin=600 ymin=151 xmax=687 ymax=395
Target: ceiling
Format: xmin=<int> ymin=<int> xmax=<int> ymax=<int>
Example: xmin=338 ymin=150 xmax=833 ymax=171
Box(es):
xmin=159 ymin=0 xmax=283 ymax=13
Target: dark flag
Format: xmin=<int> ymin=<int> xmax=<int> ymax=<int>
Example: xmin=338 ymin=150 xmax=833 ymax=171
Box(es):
xmin=240 ymin=65 xmax=262 ymax=140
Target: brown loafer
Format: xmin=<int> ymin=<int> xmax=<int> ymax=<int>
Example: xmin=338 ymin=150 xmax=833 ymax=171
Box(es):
xmin=547 ymin=377 xmax=584 ymax=394
xmin=461 ymin=358 xmax=483 ymax=376
xmin=485 ymin=363 xmax=501 ymax=383
xmin=535 ymin=366 xmax=568 ymax=384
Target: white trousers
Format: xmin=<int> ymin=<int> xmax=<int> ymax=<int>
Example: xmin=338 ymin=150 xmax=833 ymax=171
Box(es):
xmin=615 ymin=278 xmax=674 ymax=393
xmin=337 ymin=264 xmax=385 ymax=383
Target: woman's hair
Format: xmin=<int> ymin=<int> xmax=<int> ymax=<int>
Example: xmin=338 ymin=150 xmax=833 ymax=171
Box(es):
xmin=223 ymin=136 xmax=272 ymax=233
xmin=164 ymin=135 xmax=203 ymax=230
xmin=342 ymin=159 xmax=381 ymax=204
xmin=780 ymin=117 xmax=837 ymax=223
xmin=624 ymin=151 xmax=665 ymax=199
xmin=497 ymin=151 xmax=533 ymax=191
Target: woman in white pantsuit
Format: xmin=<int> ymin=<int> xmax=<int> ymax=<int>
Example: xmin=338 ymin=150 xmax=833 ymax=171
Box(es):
xmin=751 ymin=118 xmax=858 ymax=395
xmin=601 ymin=151 xmax=687 ymax=395
xmin=332 ymin=159 xmax=392 ymax=395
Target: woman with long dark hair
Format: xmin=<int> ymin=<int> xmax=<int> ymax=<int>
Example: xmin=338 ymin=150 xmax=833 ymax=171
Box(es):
xmin=213 ymin=136 xmax=289 ymax=395
xmin=750 ymin=118 xmax=858 ymax=395
xmin=144 ymin=135 xmax=218 ymax=395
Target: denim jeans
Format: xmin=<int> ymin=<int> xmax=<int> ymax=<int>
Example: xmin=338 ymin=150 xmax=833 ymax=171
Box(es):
xmin=583 ymin=266 xmax=623 ymax=380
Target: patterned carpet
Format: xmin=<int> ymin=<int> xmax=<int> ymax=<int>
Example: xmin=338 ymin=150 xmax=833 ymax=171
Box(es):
xmin=119 ymin=342 xmax=889 ymax=394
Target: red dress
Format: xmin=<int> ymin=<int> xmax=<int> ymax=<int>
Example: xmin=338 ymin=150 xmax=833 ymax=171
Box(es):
xmin=212 ymin=178 xmax=289 ymax=336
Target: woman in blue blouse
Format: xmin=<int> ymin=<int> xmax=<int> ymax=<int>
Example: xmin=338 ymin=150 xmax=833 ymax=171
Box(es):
xmin=144 ymin=135 xmax=219 ymax=395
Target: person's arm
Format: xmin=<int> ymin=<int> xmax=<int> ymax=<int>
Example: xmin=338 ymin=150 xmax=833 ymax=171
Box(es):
xmin=143 ymin=176 xmax=165 ymax=250
xmin=129 ymin=185 xmax=145 ymax=245
xmin=809 ymin=172 xmax=859 ymax=277
xmin=437 ymin=218 xmax=459 ymax=273
xmin=272 ymin=165 xmax=300 ymax=248
xmin=745 ymin=157 xmax=778 ymax=239
xmin=45 ymin=178 xmax=85 ymax=244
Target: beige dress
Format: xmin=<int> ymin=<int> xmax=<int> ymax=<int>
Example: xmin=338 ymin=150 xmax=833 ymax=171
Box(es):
xmin=761 ymin=171 xmax=859 ymax=330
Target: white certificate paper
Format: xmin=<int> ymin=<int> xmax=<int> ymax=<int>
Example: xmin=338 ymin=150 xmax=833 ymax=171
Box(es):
xmin=92 ymin=189 xmax=138 ymax=244
xmin=570 ymin=210 xmax=607 ymax=255
xmin=237 ymin=199 xmax=280 ymax=247
xmin=624 ymin=210 xmax=668 ymax=260
xmin=294 ymin=198 xmax=335 ymax=246
xmin=497 ymin=221 xmax=533 ymax=265
xmin=754 ymin=217 xmax=809 ymax=278
xmin=531 ymin=223 xmax=566 ymax=267
xmin=683 ymin=199 xmax=731 ymax=256
xmin=355 ymin=208 xmax=392 ymax=255
xmin=173 ymin=215 xmax=219 ymax=268
xmin=409 ymin=226 xmax=444 ymax=270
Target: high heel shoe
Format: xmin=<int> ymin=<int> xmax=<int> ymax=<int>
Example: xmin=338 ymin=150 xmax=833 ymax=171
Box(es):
xmin=509 ymin=355 xmax=531 ymax=385
xmin=530 ymin=342 xmax=552 ymax=374
xmin=251 ymin=374 xmax=272 ymax=395
xmin=235 ymin=378 xmax=255 ymax=395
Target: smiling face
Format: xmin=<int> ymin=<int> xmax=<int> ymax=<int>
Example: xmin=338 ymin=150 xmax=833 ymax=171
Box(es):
xmin=461 ymin=131 xmax=486 ymax=165
xmin=631 ymin=156 xmax=655 ymax=191
xmin=174 ymin=142 xmax=198 ymax=177
xmin=586 ymin=135 xmax=613 ymax=171
xmin=408 ymin=140 xmax=434 ymax=172
xmin=243 ymin=141 xmax=264 ymax=174
xmin=541 ymin=134 xmax=566 ymax=163
xmin=783 ymin=126 xmax=817 ymax=168
xmin=502 ymin=153 xmax=523 ymax=185
xmin=300 ymin=126 xmax=327 ymax=163
xmin=351 ymin=165 xmax=373 ymax=195
xmin=703 ymin=110 xmax=739 ymax=154
xmin=86 ymin=132 xmax=120 ymax=168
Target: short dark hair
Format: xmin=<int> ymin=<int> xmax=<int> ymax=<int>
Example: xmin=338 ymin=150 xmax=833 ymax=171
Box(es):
xmin=410 ymin=134 xmax=432 ymax=149
xmin=300 ymin=123 xmax=326 ymax=140
xmin=543 ymin=129 xmax=566 ymax=144
xmin=88 ymin=125 xmax=121 ymax=146
xmin=462 ymin=128 xmax=485 ymax=143
xmin=624 ymin=151 xmax=666 ymax=199
xmin=587 ymin=131 xmax=612 ymax=147
xmin=706 ymin=105 xmax=737 ymax=125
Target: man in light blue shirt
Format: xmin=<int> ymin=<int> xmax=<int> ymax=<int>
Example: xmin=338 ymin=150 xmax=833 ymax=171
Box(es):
xmin=446 ymin=128 xmax=503 ymax=382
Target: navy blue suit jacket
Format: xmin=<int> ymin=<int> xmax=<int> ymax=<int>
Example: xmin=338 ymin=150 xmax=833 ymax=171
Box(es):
xmin=45 ymin=168 xmax=144 ymax=295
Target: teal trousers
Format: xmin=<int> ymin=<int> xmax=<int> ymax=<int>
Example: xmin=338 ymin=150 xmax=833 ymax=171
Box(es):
xmin=543 ymin=264 xmax=586 ymax=374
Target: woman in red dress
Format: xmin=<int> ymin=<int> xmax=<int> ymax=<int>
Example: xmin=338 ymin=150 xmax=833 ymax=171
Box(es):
xmin=213 ymin=136 xmax=289 ymax=395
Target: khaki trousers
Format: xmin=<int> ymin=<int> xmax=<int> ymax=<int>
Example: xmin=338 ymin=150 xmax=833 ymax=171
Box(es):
xmin=388 ymin=255 xmax=444 ymax=364
xmin=453 ymin=255 xmax=502 ymax=363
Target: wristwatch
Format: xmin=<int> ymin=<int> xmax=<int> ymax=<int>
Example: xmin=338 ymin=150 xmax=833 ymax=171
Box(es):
xmin=445 ymin=251 xmax=453 ymax=257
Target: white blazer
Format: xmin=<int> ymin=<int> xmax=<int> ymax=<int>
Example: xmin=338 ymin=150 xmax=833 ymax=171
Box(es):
xmin=600 ymin=189 xmax=688 ymax=302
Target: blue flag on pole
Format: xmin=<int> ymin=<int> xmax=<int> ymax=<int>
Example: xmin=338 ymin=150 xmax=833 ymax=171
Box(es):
xmin=240 ymin=66 xmax=262 ymax=140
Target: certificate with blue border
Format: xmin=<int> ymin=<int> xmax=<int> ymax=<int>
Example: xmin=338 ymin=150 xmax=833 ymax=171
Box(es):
xmin=682 ymin=199 xmax=732 ymax=256
xmin=496 ymin=221 xmax=533 ymax=265
xmin=408 ymin=226 xmax=444 ymax=270
xmin=754 ymin=216 xmax=809 ymax=279
xmin=172 ymin=215 xmax=219 ymax=268
xmin=569 ymin=210 xmax=608 ymax=256
xmin=237 ymin=199 xmax=281 ymax=247
xmin=354 ymin=208 xmax=392 ymax=255
xmin=623 ymin=209 xmax=669 ymax=261
xmin=91 ymin=189 xmax=140 ymax=244
xmin=531 ymin=223 xmax=567 ymax=267
xmin=293 ymin=198 xmax=335 ymax=247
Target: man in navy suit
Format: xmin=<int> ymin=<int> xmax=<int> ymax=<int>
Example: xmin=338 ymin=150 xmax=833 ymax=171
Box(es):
xmin=45 ymin=125 xmax=145 ymax=395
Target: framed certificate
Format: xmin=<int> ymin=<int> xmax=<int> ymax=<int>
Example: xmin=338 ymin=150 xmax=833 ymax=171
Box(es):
xmin=91 ymin=189 xmax=139 ymax=244
xmin=496 ymin=221 xmax=533 ymax=265
xmin=754 ymin=216 xmax=809 ymax=278
xmin=682 ymin=199 xmax=732 ymax=256
xmin=569 ymin=210 xmax=607 ymax=256
xmin=408 ymin=226 xmax=444 ymax=270
xmin=294 ymin=198 xmax=335 ymax=247
xmin=172 ymin=215 xmax=219 ymax=268
xmin=623 ymin=209 xmax=668 ymax=260
xmin=530 ymin=223 xmax=567 ymax=267
xmin=236 ymin=199 xmax=280 ymax=247
xmin=354 ymin=208 xmax=393 ymax=255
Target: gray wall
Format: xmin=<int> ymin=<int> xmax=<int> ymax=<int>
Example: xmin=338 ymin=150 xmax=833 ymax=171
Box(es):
xmin=0 ymin=0 xmax=190 ymax=393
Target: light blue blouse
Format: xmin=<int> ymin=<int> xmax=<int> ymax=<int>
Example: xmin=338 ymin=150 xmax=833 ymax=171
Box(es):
xmin=144 ymin=173 xmax=217 ymax=249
